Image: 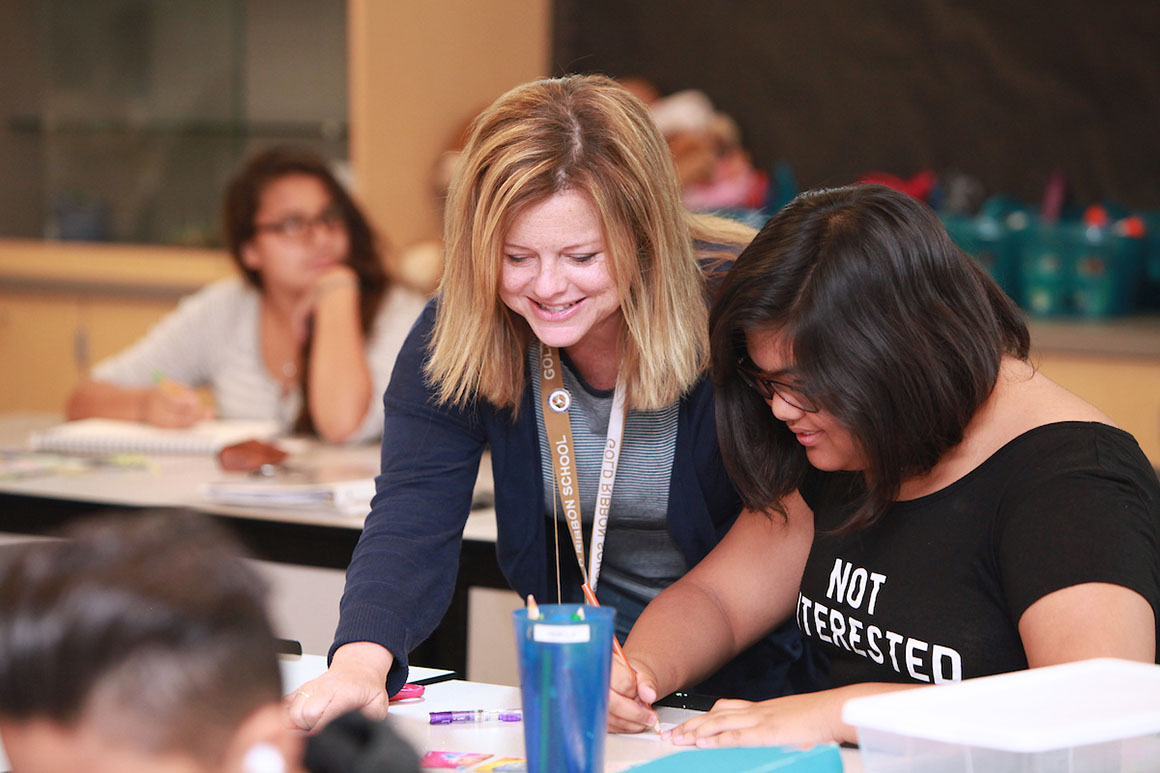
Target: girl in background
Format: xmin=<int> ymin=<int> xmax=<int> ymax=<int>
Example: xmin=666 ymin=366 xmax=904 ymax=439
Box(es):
xmin=66 ymin=146 xmax=427 ymax=443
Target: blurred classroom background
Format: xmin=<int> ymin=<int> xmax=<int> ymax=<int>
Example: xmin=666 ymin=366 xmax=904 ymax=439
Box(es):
xmin=3 ymin=0 xmax=1155 ymax=464
xmin=0 ymin=0 xmax=1156 ymax=687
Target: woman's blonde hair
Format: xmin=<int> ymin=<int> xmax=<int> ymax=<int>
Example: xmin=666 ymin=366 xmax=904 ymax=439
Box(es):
xmin=427 ymin=74 xmax=754 ymax=413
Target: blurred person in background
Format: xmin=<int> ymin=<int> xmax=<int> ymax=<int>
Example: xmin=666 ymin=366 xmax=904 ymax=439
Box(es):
xmin=0 ymin=513 xmax=421 ymax=772
xmin=66 ymin=146 xmax=427 ymax=443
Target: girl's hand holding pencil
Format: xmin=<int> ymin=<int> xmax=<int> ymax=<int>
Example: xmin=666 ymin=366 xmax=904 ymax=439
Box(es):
xmin=575 ymin=584 xmax=663 ymax=735
xmin=141 ymin=371 xmax=214 ymax=428
xmin=607 ymin=648 xmax=664 ymax=734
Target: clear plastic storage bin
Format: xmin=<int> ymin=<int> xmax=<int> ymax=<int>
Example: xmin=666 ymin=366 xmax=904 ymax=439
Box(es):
xmin=843 ymin=659 xmax=1160 ymax=772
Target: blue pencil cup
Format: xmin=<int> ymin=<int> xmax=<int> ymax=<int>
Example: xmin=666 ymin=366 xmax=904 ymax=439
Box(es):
xmin=514 ymin=605 xmax=615 ymax=773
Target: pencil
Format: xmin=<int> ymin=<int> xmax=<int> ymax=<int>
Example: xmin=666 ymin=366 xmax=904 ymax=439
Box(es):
xmin=580 ymin=583 xmax=662 ymax=733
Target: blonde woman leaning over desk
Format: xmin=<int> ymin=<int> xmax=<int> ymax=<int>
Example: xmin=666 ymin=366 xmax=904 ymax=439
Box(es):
xmin=65 ymin=146 xmax=427 ymax=443
xmin=286 ymin=74 xmax=827 ymax=733
xmin=609 ymin=184 xmax=1160 ymax=745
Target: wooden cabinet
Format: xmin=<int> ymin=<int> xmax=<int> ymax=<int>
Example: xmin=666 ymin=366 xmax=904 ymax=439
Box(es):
xmin=1035 ymin=354 xmax=1160 ymax=466
xmin=0 ymin=291 xmax=162 ymax=410
xmin=1030 ymin=318 xmax=1160 ymax=466
xmin=0 ymin=240 xmax=232 ymax=411
xmin=349 ymin=0 xmax=550 ymax=248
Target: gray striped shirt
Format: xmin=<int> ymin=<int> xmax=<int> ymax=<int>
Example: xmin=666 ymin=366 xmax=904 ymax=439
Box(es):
xmin=530 ymin=346 xmax=686 ymax=606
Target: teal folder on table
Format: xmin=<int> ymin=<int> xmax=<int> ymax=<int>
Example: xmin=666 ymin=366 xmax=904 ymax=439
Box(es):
xmin=626 ymin=744 xmax=843 ymax=772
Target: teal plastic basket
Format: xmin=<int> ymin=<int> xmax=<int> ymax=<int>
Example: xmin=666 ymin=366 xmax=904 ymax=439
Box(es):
xmin=941 ymin=213 xmax=1024 ymax=303
xmin=1021 ymin=220 xmax=1145 ymax=318
xmin=1138 ymin=212 xmax=1160 ymax=310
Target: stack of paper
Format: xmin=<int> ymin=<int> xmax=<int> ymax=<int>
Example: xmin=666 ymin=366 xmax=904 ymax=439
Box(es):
xmin=201 ymin=477 xmax=376 ymax=514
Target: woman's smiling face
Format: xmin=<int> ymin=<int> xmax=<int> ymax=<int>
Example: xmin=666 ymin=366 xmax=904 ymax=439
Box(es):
xmin=498 ymin=189 xmax=622 ymax=355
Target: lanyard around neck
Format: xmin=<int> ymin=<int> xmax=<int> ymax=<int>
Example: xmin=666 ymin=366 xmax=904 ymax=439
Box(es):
xmin=539 ymin=342 xmax=626 ymax=591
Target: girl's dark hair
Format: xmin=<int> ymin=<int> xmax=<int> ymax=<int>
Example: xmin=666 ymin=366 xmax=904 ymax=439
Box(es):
xmin=0 ymin=514 xmax=280 ymax=767
xmin=709 ymin=184 xmax=1030 ymax=532
xmin=222 ymin=145 xmax=389 ymax=434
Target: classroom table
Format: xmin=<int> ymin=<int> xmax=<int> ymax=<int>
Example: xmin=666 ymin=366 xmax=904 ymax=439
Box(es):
xmin=280 ymin=654 xmax=865 ymax=772
xmin=0 ymin=412 xmax=504 ymax=674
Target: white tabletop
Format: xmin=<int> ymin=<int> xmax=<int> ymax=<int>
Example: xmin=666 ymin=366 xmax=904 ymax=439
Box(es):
xmin=279 ymin=654 xmax=861 ymax=772
xmin=384 ymin=680 xmax=860 ymax=772
xmin=0 ymin=412 xmax=498 ymax=538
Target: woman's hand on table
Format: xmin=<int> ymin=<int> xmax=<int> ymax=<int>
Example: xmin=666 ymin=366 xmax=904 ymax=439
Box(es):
xmin=663 ymin=688 xmax=860 ymax=748
xmin=284 ymin=642 xmax=392 ymax=732
xmin=607 ymin=655 xmax=660 ymax=733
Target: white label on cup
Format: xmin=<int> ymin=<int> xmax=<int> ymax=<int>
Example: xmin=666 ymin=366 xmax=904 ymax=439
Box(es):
xmin=533 ymin=623 xmax=591 ymax=643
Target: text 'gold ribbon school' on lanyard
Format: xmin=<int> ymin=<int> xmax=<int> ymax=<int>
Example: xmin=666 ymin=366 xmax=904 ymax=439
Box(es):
xmin=539 ymin=342 xmax=626 ymax=592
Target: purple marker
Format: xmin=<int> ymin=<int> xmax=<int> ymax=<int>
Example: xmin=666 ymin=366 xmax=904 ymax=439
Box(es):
xmin=429 ymin=708 xmax=523 ymax=725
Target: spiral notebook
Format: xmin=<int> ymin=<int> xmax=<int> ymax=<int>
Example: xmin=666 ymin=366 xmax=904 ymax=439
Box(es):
xmin=28 ymin=418 xmax=280 ymax=456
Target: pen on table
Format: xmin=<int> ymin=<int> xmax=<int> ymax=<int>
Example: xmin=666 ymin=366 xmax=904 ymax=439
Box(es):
xmin=580 ymin=583 xmax=662 ymax=733
xmin=429 ymin=708 xmax=522 ymax=725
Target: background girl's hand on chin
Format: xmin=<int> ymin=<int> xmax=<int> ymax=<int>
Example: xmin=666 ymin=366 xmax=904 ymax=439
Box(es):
xmin=290 ymin=264 xmax=359 ymax=344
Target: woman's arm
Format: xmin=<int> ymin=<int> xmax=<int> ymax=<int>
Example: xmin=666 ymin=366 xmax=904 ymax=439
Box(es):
xmin=664 ymin=583 xmax=1157 ymax=748
xmin=1020 ymin=582 xmax=1156 ymax=665
xmin=67 ymin=379 xmax=212 ymax=427
xmin=306 ymin=265 xmax=374 ymax=442
xmin=610 ymin=492 xmax=813 ymax=731
xmin=294 ymin=303 xmax=487 ymax=733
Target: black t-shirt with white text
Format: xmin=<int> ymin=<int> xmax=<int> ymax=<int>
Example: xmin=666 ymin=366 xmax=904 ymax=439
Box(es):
xmin=798 ymin=422 xmax=1160 ymax=687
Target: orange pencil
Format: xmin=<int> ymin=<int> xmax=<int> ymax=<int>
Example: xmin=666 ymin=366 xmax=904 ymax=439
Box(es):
xmin=580 ymin=583 xmax=631 ymax=669
xmin=581 ymin=583 xmax=661 ymax=733
xmin=151 ymin=369 xmax=186 ymax=399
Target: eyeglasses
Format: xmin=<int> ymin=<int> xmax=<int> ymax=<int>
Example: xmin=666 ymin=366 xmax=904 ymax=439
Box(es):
xmin=736 ymin=359 xmax=819 ymax=412
xmin=254 ymin=207 xmax=345 ymax=241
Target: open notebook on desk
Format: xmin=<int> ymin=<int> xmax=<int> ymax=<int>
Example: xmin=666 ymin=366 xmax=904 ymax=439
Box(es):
xmin=28 ymin=418 xmax=280 ymax=456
